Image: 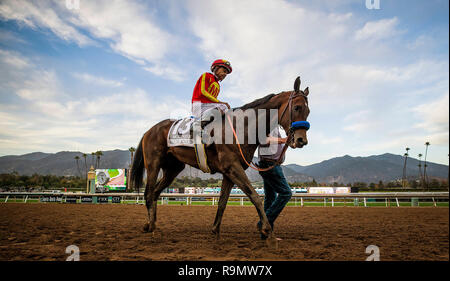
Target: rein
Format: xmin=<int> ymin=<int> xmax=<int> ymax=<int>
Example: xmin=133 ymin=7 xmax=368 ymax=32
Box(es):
xmin=226 ymin=114 xmax=293 ymax=172
xmin=226 ymin=91 xmax=308 ymax=172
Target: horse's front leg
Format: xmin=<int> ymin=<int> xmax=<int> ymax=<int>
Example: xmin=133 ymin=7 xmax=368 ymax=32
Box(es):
xmin=211 ymin=176 xmax=233 ymax=239
xmin=224 ymin=163 xmax=278 ymax=249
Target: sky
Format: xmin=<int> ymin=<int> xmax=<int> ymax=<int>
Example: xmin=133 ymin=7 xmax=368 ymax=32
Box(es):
xmin=0 ymin=0 xmax=448 ymax=166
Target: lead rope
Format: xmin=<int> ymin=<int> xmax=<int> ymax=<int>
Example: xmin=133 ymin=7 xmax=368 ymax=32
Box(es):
xmin=226 ymin=114 xmax=292 ymax=172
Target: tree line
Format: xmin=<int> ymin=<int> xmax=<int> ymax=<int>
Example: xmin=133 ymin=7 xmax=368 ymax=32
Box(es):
xmin=0 ymin=172 xmax=85 ymax=191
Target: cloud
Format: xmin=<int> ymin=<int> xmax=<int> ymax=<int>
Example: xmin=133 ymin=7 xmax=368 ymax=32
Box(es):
xmin=411 ymin=93 xmax=449 ymax=140
xmin=0 ymin=48 xmax=185 ymax=154
xmin=72 ymin=72 xmax=124 ymax=88
xmin=63 ymin=0 xmax=173 ymax=63
xmin=0 ymin=0 xmax=94 ymax=46
xmin=354 ymin=17 xmax=400 ymax=41
xmin=143 ymin=65 xmax=186 ymax=82
xmin=342 ymin=110 xmax=383 ymax=134
xmin=312 ymin=60 xmax=448 ymax=109
xmin=0 ymin=48 xmax=61 ymax=103
xmin=186 ymin=0 xmax=355 ymax=101
xmin=0 ymin=0 xmax=182 ymax=81
xmin=0 ymin=0 xmax=448 ymax=165
xmin=0 ymin=28 xmax=29 ymax=45
xmin=0 ymin=49 xmax=30 ymax=69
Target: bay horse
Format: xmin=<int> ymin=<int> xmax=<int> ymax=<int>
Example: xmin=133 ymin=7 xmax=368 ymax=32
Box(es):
xmin=130 ymin=77 xmax=310 ymax=248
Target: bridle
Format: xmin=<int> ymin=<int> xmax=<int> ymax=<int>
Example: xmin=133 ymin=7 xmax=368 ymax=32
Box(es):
xmin=227 ymin=91 xmax=310 ymax=172
xmin=279 ymin=90 xmax=310 ymax=139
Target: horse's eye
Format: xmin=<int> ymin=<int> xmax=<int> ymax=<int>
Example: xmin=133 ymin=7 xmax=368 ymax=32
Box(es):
xmin=294 ymin=105 xmax=301 ymax=111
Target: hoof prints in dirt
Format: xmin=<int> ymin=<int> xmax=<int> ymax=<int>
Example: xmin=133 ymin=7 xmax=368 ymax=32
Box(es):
xmin=0 ymin=204 xmax=448 ymax=261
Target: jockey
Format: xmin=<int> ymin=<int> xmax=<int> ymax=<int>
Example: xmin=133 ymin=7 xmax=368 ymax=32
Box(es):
xmin=191 ymin=59 xmax=232 ymax=121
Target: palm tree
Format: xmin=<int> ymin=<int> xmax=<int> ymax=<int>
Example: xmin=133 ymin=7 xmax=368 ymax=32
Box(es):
xmin=128 ymin=147 xmax=136 ymax=168
xmin=405 ymin=147 xmax=410 ymax=187
xmin=423 ymin=142 xmax=430 ymax=190
xmin=91 ymin=152 xmax=96 ymax=169
xmin=417 ymin=153 xmax=423 ymax=188
xmin=402 ymin=148 xmax=410 ymax=189
xmin=82 ymin=153 xmax=88 ymax=179
xmin=74 ymin=155 xmax=82 ymax=178
xmin=95 ymin=151 xmax=103 ymax=169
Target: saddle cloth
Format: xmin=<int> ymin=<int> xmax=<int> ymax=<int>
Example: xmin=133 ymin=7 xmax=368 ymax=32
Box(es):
xmin=167 ymin=117 xmax=196 ymax=147
xmin=167 ymin=117 xmax=211 ymax=173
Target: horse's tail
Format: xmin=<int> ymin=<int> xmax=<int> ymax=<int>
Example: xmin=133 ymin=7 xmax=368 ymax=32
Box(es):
xmin=130 ymin=137 xmax=145 ymax=194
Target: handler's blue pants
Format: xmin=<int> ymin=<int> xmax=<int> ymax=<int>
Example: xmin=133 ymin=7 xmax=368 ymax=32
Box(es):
xmin=258 ymin=161 xmax=292 ymax=228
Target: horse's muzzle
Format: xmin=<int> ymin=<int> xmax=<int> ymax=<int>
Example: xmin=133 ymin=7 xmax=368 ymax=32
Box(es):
xmin=291 ymin=137 xmax=307 ymax=148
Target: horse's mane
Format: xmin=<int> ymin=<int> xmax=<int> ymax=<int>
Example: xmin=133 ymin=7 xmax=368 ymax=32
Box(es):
xmin=236 ymin=93 xmax=276 ymax=110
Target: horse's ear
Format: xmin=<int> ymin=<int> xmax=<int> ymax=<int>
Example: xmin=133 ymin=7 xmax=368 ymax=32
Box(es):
xmin=294 ymin=76 xmax=301 ymax=93
xmin=304 ymin=87 xmax=309 ymax=96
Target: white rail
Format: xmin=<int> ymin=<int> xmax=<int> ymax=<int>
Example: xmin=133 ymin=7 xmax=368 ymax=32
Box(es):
xmin=0 ymin=191 xmax=448 ymax=207
xmin=0 ymin=191 xmax=448 ymax=198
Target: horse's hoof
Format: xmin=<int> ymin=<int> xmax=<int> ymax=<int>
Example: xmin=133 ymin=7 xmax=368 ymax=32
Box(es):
xmin=265 ymin=236 xmax=278 ymax=250
xmin=143 ymin=222 xmax=150 ymax=232
xmin=211 ymin=229 xmax=220 ymax=240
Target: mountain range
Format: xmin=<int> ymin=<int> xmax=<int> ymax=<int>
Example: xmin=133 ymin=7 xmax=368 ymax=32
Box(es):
xmin=0 ymin=150 xmax=448 ymax=184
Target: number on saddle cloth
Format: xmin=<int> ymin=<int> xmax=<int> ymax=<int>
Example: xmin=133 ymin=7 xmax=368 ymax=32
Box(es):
xmin=168 ymin=117 xmax=196 ymax=147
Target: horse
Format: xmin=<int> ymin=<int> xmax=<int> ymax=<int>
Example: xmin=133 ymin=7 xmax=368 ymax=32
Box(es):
xmin=130 ymin=76 xmax=310 ymax=248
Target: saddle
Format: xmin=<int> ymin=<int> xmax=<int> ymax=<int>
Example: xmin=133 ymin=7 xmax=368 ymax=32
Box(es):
xmin=167 ymin=117 xmax=211 ymax=173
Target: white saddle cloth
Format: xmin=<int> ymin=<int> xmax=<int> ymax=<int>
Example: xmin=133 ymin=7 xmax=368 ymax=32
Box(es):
xmin=167 ymin=117 xmax=211 ymax=173
xmin=167 ymin=117 xmax=196 ymax=147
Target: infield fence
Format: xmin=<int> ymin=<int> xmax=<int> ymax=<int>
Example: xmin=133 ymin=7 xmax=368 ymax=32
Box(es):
xmin=0 ymin=192 xmax=448 ymax=207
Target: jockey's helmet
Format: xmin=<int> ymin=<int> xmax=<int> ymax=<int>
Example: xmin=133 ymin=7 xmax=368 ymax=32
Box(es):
xmin=211 ymin=59 xmax=232 ymax=74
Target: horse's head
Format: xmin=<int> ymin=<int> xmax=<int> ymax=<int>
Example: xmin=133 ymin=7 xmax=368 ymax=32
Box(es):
xmin=278 ymin=76 xmax=310 ymax=149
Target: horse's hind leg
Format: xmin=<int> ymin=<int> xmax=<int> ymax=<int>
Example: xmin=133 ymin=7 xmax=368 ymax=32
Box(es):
xmin=145 ymin=157 xmax=185 ymax=233
xmin=143 ymin=155 xmax=162 ymax=233
xmin=211 ymin=176 xmax=233 ymax=239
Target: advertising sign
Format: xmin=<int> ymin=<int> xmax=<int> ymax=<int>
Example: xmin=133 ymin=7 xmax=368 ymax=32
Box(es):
xmin=81 ymin=197 xmax=93 ymax=203
xmin=40 ymin=196 xmax=62 ymax=203
xmin=95 ymin=169 xmax=127 ymax=192
xmin=97 ymin=197 xmax=109 ymax=203
xmin=336 ymin=187 xmax=351 ymax=194
xmin=65 ymin=197 xmax=77 ymax=203
xmin=308 ymin=187 xmax=335 ymax=194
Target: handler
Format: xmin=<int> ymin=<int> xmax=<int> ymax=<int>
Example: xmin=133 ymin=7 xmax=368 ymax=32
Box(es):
xmin=191 ymin=59 xmax=232 ymax=120
xmin=257 ymin=126 xmax=292 ymax=240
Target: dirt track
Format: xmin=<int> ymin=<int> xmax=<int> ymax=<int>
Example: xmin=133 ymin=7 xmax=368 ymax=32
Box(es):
xmin=0 ymin=203 xmax=448 ymax=261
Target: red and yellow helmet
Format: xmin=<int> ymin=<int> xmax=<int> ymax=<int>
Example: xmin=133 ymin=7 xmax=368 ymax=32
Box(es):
xmin=211 ymin=59 xmax=232 ymax=74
